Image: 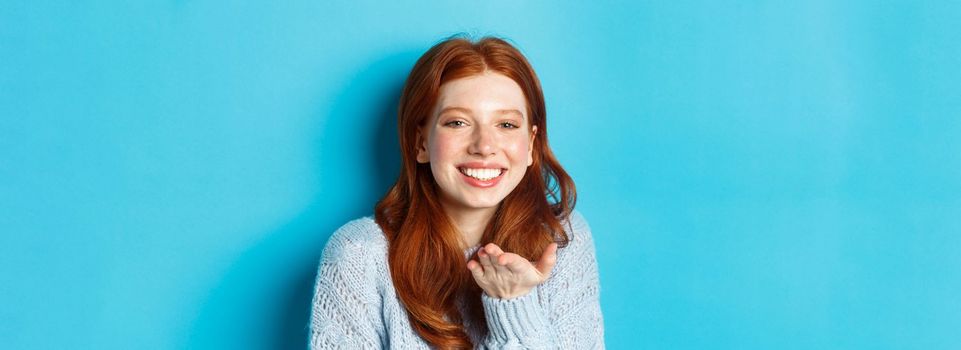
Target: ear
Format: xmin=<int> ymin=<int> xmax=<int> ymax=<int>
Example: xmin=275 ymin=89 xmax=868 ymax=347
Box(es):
xmin=527 ymin=125 xmax=538 ymax=166
xmin=416 ymin=127 xmax=429 ymax=164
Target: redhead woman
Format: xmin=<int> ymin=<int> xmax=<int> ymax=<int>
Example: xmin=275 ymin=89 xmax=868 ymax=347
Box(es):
xmin=310 ymin=35 xmax=604 ymax=349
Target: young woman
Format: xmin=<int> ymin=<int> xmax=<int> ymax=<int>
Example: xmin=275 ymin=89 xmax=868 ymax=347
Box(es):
xmin=310 ymin=35 xmax=604 ymax=349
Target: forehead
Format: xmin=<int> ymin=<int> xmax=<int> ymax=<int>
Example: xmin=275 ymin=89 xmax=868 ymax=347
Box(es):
xmin=433 ymin=72 xmax=528 ymax=117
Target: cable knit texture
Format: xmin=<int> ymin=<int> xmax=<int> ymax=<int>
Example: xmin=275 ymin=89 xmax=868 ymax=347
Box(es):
xmin=309 ymin=210 xmax=604 ymax=349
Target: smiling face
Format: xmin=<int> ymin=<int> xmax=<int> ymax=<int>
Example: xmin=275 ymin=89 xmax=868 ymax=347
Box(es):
xmin=416 ymin=71 xmax=538 ymax=215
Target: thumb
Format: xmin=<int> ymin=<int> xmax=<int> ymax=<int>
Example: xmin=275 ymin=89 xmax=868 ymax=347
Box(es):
xmin=534 ymin=242 xmax=558 ymax=277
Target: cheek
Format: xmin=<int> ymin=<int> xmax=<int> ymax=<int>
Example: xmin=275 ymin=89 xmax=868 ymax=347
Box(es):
xmin=428 ymin=134 xmax=459 ymax=161
xmin=506 ymin=136 xmax=531 ymax=159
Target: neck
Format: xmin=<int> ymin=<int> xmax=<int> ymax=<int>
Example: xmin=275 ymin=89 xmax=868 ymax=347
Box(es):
xmin=440 ymin=201 xmax=498 ymax=249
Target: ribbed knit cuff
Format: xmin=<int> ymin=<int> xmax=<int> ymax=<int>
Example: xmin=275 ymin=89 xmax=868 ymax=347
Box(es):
xmin=481 ymin=291 xmax=550 ymax=344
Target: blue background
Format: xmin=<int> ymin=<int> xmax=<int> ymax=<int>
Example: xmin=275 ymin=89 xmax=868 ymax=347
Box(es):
xmin=2 ymin=1 xmax=959 ymax=349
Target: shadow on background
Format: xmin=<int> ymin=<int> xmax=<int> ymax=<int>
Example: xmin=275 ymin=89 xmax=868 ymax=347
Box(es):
xmin=188 ymin=50 xmax=419 ymax=349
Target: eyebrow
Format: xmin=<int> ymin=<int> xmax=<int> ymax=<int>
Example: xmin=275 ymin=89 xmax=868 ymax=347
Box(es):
xmin=438 ymin=107 xmax=524 ymax=118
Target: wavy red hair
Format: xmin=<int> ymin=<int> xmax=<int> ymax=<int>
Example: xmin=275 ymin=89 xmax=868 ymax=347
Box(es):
xmin=374 ymin=35 xmax=576 ymax=349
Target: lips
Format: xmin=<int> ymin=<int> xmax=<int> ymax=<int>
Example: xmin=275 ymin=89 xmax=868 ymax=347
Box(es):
xmin=456 ymin=162 xmax=507 ymax=181
xmin=455 ymin=162 xmax=507 ymax=188
xmin=456 ymin=162 xmax=508 ymax=169
xmin=458 ymin=167 xmax=503 ymax=180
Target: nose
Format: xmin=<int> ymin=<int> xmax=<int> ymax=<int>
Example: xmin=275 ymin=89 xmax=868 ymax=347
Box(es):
xmin=468 ymin=124 xmax=496 ymax=156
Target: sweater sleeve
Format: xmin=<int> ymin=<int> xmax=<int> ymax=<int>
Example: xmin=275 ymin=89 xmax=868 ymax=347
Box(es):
xmin=479 ymin=211 xmax=605 ymax=349
xmin=309 ymin=220 xmax=386 ymax=349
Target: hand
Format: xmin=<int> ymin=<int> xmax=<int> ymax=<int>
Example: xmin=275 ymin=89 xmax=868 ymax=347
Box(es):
xmin=466 ymin=242 xmax=558 ymax=299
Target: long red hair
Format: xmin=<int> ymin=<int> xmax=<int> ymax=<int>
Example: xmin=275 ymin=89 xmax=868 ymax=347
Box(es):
xmin=374 ymin=35 xmax=576 ymax=349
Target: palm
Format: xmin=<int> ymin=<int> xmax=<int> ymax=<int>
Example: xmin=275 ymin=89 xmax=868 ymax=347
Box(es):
xmin=466 ymin=242 xmax=558 ymax=299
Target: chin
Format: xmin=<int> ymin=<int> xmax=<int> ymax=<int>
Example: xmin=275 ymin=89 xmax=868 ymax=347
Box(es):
xmin=452 ymin=194 xmax=505 ymax=210
xmin=462 ymin=198 xmax=503 ymax=209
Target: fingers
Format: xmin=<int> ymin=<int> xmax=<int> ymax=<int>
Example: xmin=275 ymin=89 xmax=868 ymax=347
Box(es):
xmin=484 ymin=243 xmax=504 ymax=256
xmin=467 ymin=260 xmax=484 ymax=278
xmin=484 ymin=244 xmax=512 ymax=274
xmin=534 ymin=242 xmax=558 ymax=276
xmin=477 ymin=245 xmax=496 ymax=272
xmin=500 ymin=254 xmax=530 ymax=272
xmin=474 ymin=242 xmax=556 ymax=278
xmin=469 ymin=243 xmax=556 ymax=298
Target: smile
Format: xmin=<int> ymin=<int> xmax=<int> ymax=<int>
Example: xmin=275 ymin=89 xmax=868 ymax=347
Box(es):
xmin=458 ymin=167 xmax=504 ymax=181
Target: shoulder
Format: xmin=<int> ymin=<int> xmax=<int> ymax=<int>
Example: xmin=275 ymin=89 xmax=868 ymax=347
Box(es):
xmin=320 ymin=216 xmax=388 ymax=265
xmin=560 ymin=209 xmax=596 ymax=251
xmin=565 ymin=209 xmax=592 ymax=233
xmin=552 ymin=210 xmax=599 ymax=270
xmin=540 ymin=210 xmax=601 ymax=299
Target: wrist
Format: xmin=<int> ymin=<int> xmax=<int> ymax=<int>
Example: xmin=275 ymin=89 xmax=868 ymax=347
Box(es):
xmin=484 ymin=287 xmax=532 ymax=300
xmin=481 ymin=291 xmax=549 ymax=343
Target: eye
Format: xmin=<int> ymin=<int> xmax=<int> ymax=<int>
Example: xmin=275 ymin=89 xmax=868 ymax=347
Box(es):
xmin=499 ymin=122 xmax=519 ymax=129
xmin=444 ymin=120 xmax=467 ymax=128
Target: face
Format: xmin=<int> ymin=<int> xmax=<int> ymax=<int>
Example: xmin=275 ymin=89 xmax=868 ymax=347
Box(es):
xmin=416 ymin=71 xmax=538 ymax=214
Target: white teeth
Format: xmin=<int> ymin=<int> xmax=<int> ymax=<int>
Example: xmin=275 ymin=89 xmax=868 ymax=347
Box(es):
xmin=459 ymin=167 xmax=503 ymax=181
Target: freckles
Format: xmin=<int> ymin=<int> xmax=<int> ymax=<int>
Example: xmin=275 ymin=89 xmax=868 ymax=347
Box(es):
xmin=505 ymin=136 xmax=530 ymax=153
xmin=430 ymin=135 xmax=458 ymax=155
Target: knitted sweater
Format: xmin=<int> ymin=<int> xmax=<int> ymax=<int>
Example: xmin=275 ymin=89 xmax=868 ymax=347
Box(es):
xmin=309 ymin=210 xmax=604 ymax=349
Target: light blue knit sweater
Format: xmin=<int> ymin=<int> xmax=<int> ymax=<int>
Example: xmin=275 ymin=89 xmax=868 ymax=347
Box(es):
xmin=309 ymin=211 xmax=604 ymax=349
